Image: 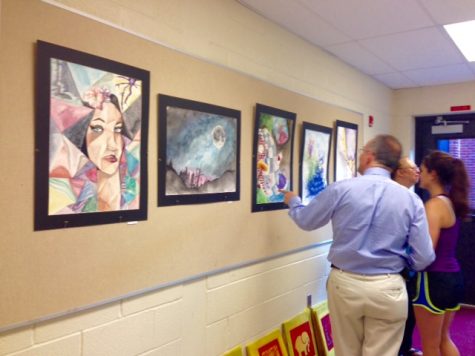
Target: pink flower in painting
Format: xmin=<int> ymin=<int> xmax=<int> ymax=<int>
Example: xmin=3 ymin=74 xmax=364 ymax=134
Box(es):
xmin=278 ymin=128 xmax=288 ymax=145
xmin=82 ymin=87 xmax=111 ymax=110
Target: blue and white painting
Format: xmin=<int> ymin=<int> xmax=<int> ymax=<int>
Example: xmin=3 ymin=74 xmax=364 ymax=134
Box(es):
xmin=301 ymin=126 xmax=331 ymax=205
xmin=165 ymin=106 xmax=238 ymax=195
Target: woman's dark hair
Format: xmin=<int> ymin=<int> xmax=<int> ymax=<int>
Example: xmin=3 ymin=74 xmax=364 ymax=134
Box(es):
xmin=422 ymin=151 xmax=470 ymax=218
xmin=79 ymin=94 xmax=131 ymax=157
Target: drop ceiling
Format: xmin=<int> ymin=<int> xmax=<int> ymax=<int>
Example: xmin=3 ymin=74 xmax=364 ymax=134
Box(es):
xmin=237 ymin=0 xmax=475 ymax=89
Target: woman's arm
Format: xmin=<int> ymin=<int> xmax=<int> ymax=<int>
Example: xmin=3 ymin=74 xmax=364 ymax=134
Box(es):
xmin=424 ymin=198 xmax=442 ymax=249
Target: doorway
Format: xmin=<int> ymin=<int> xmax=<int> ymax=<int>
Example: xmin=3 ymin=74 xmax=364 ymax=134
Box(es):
xmin=415 ymin=113 xmax=475 ymax=306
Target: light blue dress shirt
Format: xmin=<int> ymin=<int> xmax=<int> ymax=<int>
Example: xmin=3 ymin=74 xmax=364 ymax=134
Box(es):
xmin=288 ymin=167 xmax=435 ymax=274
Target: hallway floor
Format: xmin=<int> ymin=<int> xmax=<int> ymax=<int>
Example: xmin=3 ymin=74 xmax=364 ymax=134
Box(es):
xmin=412 ymin=306 xmax=475 ymax=355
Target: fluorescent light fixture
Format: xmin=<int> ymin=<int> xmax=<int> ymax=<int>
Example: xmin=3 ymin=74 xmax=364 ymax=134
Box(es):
xmin=444 ymin=20 xmax=475 ymax=62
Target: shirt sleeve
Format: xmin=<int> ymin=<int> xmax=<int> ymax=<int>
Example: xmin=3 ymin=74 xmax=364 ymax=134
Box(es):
xmin=406 ymin=198 xmax=436 ymax=271
xmin=287 ymin=186 xmax=336 ymax=231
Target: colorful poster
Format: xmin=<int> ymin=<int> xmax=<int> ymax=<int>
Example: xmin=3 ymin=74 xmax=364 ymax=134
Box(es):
xmin=252 ymin=104 xmax=296 ymax=212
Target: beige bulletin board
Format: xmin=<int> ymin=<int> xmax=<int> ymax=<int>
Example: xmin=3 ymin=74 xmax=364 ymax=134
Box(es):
xmin=0 ymin=0 xmax=362 ymax=330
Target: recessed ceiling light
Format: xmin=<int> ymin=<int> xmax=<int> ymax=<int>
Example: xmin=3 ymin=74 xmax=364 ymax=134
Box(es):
xmin=444 ymin=20 xmax=475 ymax=62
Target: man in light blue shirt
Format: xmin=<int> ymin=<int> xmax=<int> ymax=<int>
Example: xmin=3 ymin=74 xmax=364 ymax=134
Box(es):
xmin=282 ymin=135 xmax=434 ymax=356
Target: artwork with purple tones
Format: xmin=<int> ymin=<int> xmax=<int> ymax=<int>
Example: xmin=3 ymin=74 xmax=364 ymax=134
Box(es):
xmin=34 ymin=41 xmax=149 ymax=230
xmin=299 ymin=122 xmax=332 ymax=205
xmin=158 ymin=94 xmax=240 ymax=206
xmin=334 ymin=120 xmax=358 ymax=182
xmin=252 ymin=104 xmax=296 ymax=212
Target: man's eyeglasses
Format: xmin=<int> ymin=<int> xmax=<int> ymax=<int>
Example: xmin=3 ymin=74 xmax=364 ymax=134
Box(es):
xmin=399 ymin=166 xmax=419 ymax=172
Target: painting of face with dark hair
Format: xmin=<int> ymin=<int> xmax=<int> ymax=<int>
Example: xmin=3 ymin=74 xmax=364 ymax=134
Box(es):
xmin=49 ymin=59 xmax=142 ymax=214
xmin=35 ymin=41 xmax=149 ymax=229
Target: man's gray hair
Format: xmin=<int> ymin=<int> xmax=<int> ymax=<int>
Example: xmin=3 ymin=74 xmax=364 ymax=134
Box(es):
xmin=366 ymin=135 xmax=402 ymax=171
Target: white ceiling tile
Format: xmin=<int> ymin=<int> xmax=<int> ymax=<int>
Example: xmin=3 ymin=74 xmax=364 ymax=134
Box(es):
xmin=360 ymin=27 xmax=466 ymax=71
xmin=238 ymin=0 xmax=349 ymax=46
xmin=324 ymin=42 xmax=395 ymax=75
xmin=238 ymin=0 xmax=475 ymax=88
xmin=404 ymin=64 xmax=475 ymax=86
xmin=419 ymin=0 xmax=475 ymax=25
xmin=373 ymin=72 xmax=417 ymax=89
xmin=299 ymin=0 xmax=434 ymax=39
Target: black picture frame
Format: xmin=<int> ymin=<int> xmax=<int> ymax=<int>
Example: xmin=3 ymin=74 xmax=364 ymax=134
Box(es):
xmin=299 ymin=122 xmax=332 ymax=205
xmin=333 ymin=120 xmax=358 ymax=182
xmin=252 ymin=103 xmax=296 ymax=212
xmin=158 ymin=94 xmax=241 ymax=206
xmin=35 ymin=41 xmax=150 ymax=230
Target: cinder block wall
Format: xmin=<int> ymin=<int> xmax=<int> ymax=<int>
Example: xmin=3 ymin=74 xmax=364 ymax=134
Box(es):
xmin=0 ymin=245 xmax=331 ymax=355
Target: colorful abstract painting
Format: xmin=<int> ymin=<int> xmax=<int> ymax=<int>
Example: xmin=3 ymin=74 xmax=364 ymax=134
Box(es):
xmin=247 ymin=329 xmax=289 ymax=356
xmin=282 ymin=309 xmax=318 ymax=356
xmin=299 ymin=123 xmax=332 ymax=205
xmin=158 ymin=94 xmax=240 ymax=206
xmin=35 ymin=41 xmax=149 ymax=230
xmin=334 ymin=120 xmax=358 ymax=182
xmin=252 ymin=104 xmax=296 ymax=212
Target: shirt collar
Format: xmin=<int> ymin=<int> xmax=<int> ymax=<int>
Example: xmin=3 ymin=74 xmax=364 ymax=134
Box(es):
xmin=363 ymin=167 xmax=391 ymax=178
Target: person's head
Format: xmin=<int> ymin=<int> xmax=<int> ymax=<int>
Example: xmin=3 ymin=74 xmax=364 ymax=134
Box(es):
xmin=391 ymin=156 xmax=420 ymax=188
xmin=358 ymin=135 xmax=402 ymax=174
xmin=420 ymin=151 xmax=470 ymax=218
xmin=83 ymin=94 xmax=124 ymax=175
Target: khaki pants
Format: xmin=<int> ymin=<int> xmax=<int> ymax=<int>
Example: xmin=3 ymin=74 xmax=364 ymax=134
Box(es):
xmin=327 ymin=268 xmax=408 ymax=356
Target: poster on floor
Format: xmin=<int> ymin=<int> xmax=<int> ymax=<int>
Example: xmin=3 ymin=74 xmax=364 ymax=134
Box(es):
xmin=247 ymin=329 xmax=289 ymax=356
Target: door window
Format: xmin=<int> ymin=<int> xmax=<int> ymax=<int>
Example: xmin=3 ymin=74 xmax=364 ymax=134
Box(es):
xmin=437 ymin=138 xmax=475 ymax=211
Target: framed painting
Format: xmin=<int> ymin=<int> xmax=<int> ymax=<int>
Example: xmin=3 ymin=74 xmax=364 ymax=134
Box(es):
xmin=252 ymin=104 xmax=296 ymax=212
xmin=299 ymin=122 xmax=332 ymax=205
xmin=246 ymin=329 xmax=289 ymax=356
xmin=333 ymin=120 xmax=358 ymax=182
xmin=311 ymin=301 xmax=335 ymax=356
xmin=282 ymin=309 xmax=318 ymax=356
xmin=158 ymin=94 xmax=240 ymax=206
xmin=35 ymin=41 xmax=149 ymax=230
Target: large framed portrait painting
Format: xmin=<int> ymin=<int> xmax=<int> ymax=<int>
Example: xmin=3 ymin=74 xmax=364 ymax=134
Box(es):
xmin=35 ymin=41 xmax=150 ymax=230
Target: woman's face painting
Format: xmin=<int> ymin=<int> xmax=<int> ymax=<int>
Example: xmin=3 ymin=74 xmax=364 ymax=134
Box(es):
xmin=86 ymin=102 xmax=124 ymax=174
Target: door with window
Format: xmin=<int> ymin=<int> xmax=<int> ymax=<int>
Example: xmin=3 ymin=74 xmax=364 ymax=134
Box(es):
xmin=415 ymin=113 xmax=475 ymax=305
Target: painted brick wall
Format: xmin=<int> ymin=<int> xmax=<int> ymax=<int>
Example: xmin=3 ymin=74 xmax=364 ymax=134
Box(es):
xmin=0 ymin=245 xmax=331 ymax=356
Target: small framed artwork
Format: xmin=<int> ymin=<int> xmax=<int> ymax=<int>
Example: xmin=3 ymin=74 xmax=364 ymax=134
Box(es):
xmin=333 ymin=120 xmax=358 ymax=182
xmin=158 ymin=94 xmax=240 ymax=206
xmin=282 ymin=308 xmax=318 ymax=356
xmin=299 ymin=122 xmax=332 ymax=205
xmin=311 ymin=301 xmax=335 ymax=356
xmin=246 ymin=329 xmax=289 ymax=356
xmin=35 ymin=41 xmax=150 ymax=230
xmin=252 ymin=104 xmax=296 ymax=212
